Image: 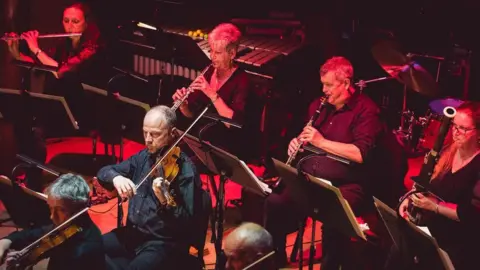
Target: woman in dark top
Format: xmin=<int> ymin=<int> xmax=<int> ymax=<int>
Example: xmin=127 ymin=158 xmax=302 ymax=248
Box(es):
xmin=399 ymin=101 xmax=480 ymax=270
xmin=172 ymin=23 xmax=250 ymax=155
xmin=6 ymin=2 xmax=103 ymax=133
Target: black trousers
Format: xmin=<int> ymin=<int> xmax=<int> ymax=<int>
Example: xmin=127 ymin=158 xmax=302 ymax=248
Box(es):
xmin=264 ymin=182 xmax=380 ymax=269
xmin=103 ymin=226 xmax=185 ymax=270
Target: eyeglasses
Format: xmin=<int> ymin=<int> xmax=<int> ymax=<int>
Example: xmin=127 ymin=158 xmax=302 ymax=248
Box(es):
xmin=451 ymin=123 xmax=476 ymax=134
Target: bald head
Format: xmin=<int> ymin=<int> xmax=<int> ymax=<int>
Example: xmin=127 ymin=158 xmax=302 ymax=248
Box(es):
xmin=143 ymin=105 xmax=176 ymax=129
xmin=143 ymin=105 xmax=177 ymax=153
xmin=224 ymin=222 xmax=274 ymax=270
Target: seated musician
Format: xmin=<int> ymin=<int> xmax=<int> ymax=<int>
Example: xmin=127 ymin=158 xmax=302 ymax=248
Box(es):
xmin=5 ymin=2 xmax=103 ymax=132
xmin=397 ymin=101 xmax=480 ymax=270
xmin=264 ymin=56 xmax=385 ymax=269
xmin=0 ymin=173 xmax=105 ymax=270
xmin=96 ymin=105 xmax=205 ymax=270
xmin=224 ymin=222 xmax=276 ymax=270
xmin=172 ymin=23 xmax=251 ymax=155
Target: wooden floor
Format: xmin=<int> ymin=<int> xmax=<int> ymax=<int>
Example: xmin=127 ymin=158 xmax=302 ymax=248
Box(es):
xmin=0 ymin=136 xmax=422 ymax=269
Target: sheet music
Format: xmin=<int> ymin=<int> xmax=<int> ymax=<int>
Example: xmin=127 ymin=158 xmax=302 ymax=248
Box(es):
xmin=417 ymin=226 xmax=432 ymax=237
xmin=239 ymin=160 xmax=272 ymax=194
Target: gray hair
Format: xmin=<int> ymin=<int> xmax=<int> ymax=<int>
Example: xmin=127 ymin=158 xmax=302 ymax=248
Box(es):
xmin=46 ymin=173 xmax=90 ymax=209
xmin=145 ymin=105 xmax=177 ymax=129
xmin=226 ymin=222 xmax=273 ymax=257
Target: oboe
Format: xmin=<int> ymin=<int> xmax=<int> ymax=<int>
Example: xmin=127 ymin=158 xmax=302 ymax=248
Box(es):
xmin=171 ymin=64 xmax=212 ymax=111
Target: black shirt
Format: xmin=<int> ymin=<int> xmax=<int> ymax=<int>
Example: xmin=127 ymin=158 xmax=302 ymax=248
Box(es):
xmin=183 ymin=67 xmax=251 ymax=155
xmin=299 ymin=92 xmax=383 ymax=187
xmin=427 ymin=154 xmax=480 ymax=270
xmin=96 ymin=148 xmax=202 ymax=244
xmin=4 ymin=214 xmax=105 ymax=270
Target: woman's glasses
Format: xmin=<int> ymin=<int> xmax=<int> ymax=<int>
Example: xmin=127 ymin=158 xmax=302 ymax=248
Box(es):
xmin=451 ymin=123 xmax=476 ymax=135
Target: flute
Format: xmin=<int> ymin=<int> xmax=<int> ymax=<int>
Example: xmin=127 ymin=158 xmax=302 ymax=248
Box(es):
xmin=1 ymin=33 xmax=82 ymax=41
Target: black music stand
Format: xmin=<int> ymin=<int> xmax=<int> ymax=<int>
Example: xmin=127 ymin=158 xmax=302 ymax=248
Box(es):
xmin=155 ymin=31 xmax=211 ymax=80
xmin=0 ymin=88 xmax=79 ymax=138
xmin=373 ymin=197 xmax=454 ymax=270
xmin=178 ymin=131 xmax=271 ymax=270
xmin=82 ymin=83 xmax=150 ymax=145
xmin=271 ymin=158 xmax=367 ymax=269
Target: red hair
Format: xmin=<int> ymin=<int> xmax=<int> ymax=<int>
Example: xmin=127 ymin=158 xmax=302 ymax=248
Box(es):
xmin=431 ymin=101 xmax=480 ymax=180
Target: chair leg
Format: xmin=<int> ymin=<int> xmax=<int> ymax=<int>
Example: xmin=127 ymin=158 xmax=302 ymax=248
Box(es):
xmin=119 ymin=138 xmax=124 ymax=162
xmin=112 ymin=144 xmax=116 ymax=163
xmin=92 ymin=137 xmax=97 ymax=160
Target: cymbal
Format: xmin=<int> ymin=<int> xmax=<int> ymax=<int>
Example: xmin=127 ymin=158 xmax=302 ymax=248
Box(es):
xmin=429 ymin=98 xmax=464 ymax=114
xmin=371 ymin=40 xmax=438 ymax=97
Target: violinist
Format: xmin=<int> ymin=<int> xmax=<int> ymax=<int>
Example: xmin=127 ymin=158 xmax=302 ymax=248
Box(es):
xmin=0 ymin=173 xmax=105 ymax=270
xmin=97 ymin=105 xmax=204 ymax=269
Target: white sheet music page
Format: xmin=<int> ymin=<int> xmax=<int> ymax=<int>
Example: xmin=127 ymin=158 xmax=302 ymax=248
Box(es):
xmin=417 ymin=225 xmax=432 ymax=237
xmin=240 ymin=160 xmax=272 ymax=194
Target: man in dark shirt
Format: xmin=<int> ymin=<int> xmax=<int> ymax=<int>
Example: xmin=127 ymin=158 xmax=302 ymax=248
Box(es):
xmin=0 ymin=173 xmax=105 ymax=270
xmin=264 ymin=56 xmax=384 ymax=269
xmin=97 ymin=105 xmax=204 ymax=269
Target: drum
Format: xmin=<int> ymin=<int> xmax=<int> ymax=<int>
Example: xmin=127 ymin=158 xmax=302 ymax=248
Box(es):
xmin=418 ymin=112 xmax=453 ymax=150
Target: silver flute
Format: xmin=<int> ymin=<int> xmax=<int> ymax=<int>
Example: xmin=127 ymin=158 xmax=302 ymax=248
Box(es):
xmin=1 ymin=33 xmax=82 ymax=41
xmin=171 ymin=64 xmax=212 ymax=111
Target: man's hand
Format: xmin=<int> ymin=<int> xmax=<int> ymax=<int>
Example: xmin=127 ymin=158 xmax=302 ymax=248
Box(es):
xmin=5 ymin=250 xmax=21 ymax=267
xmin=112 ymin=176 xmax=136 ymax=199
xmin=0 ymin=239 xmax=12 ymax=263
xmin=299 ymin=126 xmax=325 ymax=148
xmin=152 ymin=177 xmax=168 ymax=205
xmin=398 ymin=198 xmax=410 ymax=220
xmin=287 ymin=138 xmax=303 ymax=157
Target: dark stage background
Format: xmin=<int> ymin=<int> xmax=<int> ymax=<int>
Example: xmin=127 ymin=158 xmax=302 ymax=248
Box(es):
xmin=1 ymin=0 xmax=479 ymax=157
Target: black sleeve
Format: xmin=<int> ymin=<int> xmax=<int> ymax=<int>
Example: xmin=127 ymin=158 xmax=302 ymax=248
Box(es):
xmin=4 ymin=224 xmax=53 ymax=250
xmin=96 ymin=153 xmax=139 ymax=184
xmin=457 ymin=177 xmax=480 ymax=225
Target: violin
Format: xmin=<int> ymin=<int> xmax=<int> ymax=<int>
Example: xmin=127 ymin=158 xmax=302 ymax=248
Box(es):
xmin=7 ymin=224 xmax=83 ymax=270
xmin=152 ymin=146 xmax=181 ymax=207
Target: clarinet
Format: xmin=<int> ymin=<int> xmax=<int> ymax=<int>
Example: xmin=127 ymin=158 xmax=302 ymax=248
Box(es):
xmin=272 ymin=96 xmax=327 ymax=188
xmin=405 ymin=106 xmax=456 ymax=225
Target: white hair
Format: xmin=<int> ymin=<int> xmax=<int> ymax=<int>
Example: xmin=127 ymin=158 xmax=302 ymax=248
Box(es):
xmin=46 ymin=173 xmax=90 ymax=209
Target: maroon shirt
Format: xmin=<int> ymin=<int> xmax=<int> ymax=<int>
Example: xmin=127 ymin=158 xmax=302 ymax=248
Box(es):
xmin=300 ymin=91 xmax=383 ymax=188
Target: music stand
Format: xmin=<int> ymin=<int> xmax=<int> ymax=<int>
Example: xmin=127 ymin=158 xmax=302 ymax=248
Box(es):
xmin=0 ymin=88 xmax=78 ymax=138
xmin=373 ymin=197 xmax=454 ymax=270
xmin=177 ymin=130 xmax=271 ymax=270
xmin=156 ymin=31 xmax=211 ymax=74
xmin=81 ymin=83 xmax=150 ymax=144
xmin=272 ymin=158 xmax=365 ymax=240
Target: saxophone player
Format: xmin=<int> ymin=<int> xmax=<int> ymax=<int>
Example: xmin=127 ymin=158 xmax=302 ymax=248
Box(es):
xmin=264 ymin=56 xmax=387 ymax=269
xmin=96 ymin=105 xmax=205 ymax=270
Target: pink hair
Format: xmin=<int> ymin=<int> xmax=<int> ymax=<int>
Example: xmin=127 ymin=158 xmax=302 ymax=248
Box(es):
xmin=320 ymin=56 xmax=354 ymax=82
xmin=208 ymin=23 xmax=241 ymax=51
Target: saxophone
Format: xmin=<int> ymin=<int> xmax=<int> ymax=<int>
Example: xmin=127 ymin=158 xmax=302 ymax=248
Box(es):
xmin=405 ymin=106 xmax=456 ymax=225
